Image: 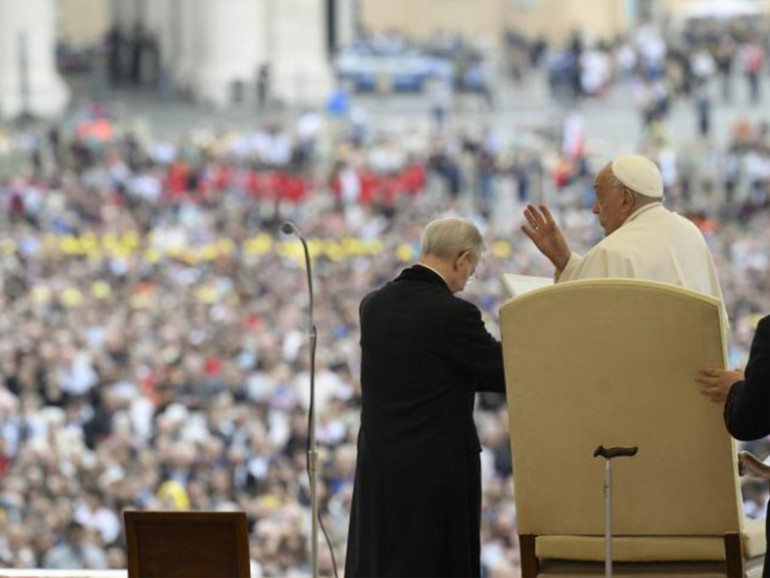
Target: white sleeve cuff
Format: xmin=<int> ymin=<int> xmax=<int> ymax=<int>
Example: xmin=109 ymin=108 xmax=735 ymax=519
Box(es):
xmin=555 ymin=252 xmax=582 ymax=283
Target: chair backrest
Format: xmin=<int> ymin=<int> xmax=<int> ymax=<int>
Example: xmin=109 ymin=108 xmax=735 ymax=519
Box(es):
xmin=124 ymin=510 xmax=251 ymax=578
xmin=500 ymin=279 xmax=741 ymax=537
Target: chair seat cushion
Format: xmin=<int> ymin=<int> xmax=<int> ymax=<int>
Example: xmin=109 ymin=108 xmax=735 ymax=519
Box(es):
xmin=536 ymin=520 xmax=765 ymax=563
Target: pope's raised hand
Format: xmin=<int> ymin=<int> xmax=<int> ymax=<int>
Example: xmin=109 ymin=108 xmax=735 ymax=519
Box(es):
xmin=521 ymin=204 xmax=571 ymax=271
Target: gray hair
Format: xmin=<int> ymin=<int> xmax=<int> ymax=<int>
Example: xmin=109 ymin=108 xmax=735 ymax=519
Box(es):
xmin=419 ymin=217 xmax=485 ymax=259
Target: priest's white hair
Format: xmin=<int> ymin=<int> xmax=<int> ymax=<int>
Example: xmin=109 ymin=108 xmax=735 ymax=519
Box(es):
xmin=419 ymin=217 xmax=486 ymax=259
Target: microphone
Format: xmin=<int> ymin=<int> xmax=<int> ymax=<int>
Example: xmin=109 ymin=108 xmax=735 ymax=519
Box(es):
xmin=281 ymin=221 xmax=297 ymax=236
xmin=280 ymin=222 xmax=312 ymax=319
xmin=280 ymin=220 xmax=336 ymax=578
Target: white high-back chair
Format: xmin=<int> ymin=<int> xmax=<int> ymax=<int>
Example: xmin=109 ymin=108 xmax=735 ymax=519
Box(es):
xmin=499 ymin=279 xmax=765 ymax=576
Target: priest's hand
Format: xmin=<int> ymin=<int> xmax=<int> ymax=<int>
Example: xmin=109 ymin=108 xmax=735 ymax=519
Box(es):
xmin=695 ymin=367 xmax=745 ymax=403
xmin=521 ymin=204 xmax=571 ymax=271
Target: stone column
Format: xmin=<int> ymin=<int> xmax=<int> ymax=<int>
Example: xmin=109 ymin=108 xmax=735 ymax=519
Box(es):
xmin=192 ymin=0 xmax=265 ymax=107
xmin=334 ymin=0 xmax=357 ymax=52
xmin=167 ymin=0 xmax=201 ymax=92
xmin=143 ymin=0 xmax=171 ymax=64
xmin=0 ymin=0 xmax=69 ymax=119
xmin=110 ymin=0 xmax=141 ymax=31
xmin=142 ymin=0 xmax=175 ymax=96
xmin=270 ymin=0 xmax=334 ymax=107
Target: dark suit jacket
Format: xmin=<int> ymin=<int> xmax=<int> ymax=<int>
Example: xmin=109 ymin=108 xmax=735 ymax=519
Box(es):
xmin=724 ymin=315 xmax=770 ymax=577
xmin=345 ymin=265 xmax=506 ymax=577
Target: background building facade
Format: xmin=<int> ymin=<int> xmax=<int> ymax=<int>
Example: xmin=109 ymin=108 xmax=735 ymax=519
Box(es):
xmin=1 ymin=0 xmax=769 ymax=118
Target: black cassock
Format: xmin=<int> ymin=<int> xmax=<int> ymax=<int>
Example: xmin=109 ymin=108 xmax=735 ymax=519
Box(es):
xmin=345 ymin=265 xmax=506 ymax=577
xmin=724 ymin=314 xmax=770 ymax=578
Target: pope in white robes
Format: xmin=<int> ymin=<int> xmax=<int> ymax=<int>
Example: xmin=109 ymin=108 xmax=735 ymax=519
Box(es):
xmin=522 ymin=154 xmax=725 ymax=306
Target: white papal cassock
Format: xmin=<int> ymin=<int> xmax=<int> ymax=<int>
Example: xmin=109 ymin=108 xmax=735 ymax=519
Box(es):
xmin=557 ymin=202 xmax=725 ymax=306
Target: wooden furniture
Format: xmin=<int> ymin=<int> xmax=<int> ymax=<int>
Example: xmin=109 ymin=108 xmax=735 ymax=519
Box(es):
xmin=124 ymin=510 xmax=250 ymax=578
xmin=499 ymin=279 xmax=765 ymax=576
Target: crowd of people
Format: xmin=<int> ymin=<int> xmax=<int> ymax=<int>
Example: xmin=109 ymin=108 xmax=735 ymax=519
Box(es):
xmin=503 ymin=16 xmax=770 ymax=117
xmin=2 ymin=39 xmax=770 ymax=573
xmin=0 ymin=105 xmax=526 ymax=575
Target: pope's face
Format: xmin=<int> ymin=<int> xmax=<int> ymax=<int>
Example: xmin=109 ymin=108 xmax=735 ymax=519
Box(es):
xmin=592 ymin=166 xmax=630 ymax=236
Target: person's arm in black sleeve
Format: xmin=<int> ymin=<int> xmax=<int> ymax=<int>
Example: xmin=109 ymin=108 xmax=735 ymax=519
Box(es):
xmin=724 ymin=316 xmax=770 ymax=441
xmin=444 ymin=298 xmax=506 ymax=393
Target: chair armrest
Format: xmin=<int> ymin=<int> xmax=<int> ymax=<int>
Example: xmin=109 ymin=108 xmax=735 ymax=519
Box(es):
xmin=738 ymin=451 xmax=770 ymax=479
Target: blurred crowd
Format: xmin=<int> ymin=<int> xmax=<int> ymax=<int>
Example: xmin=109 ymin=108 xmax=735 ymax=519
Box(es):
xmin=506 ymin=16 xmax=770 ymax=120
xmin=2 ymin=54 xmax=770 ymax=574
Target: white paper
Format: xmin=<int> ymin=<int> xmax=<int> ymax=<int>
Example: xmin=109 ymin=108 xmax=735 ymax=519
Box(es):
xmin=500 ymin=273 xmax=554 ymax=297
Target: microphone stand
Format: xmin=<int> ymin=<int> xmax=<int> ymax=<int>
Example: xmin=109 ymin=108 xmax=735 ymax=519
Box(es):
xmin=282 ymin=223 xmax=319 ymax=578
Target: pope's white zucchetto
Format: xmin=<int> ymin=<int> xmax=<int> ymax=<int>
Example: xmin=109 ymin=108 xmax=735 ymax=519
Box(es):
xmin=611 ymin=155 xmax=664 ymax=199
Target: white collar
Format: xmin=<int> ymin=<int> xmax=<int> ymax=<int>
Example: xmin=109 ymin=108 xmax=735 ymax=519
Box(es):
xmin=625 ymin=201 xmax=662 ymax=224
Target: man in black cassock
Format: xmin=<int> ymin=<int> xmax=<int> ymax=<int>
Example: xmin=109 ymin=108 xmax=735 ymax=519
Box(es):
xmin=697 ymin=315 xmax=770 ymax=577
xmin=345 ymin=217 xmax=507 ymax=577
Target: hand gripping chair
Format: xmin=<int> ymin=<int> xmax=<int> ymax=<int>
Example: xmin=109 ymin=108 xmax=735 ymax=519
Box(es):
xmin=499 ymin=279 xmax=765 ymax=576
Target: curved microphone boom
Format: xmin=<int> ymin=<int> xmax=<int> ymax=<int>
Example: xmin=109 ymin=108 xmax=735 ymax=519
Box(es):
xmin=281 ymin=221 xmax=314 ymax=326
xmin=280 ymin=221 xmax=337 ymax=578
